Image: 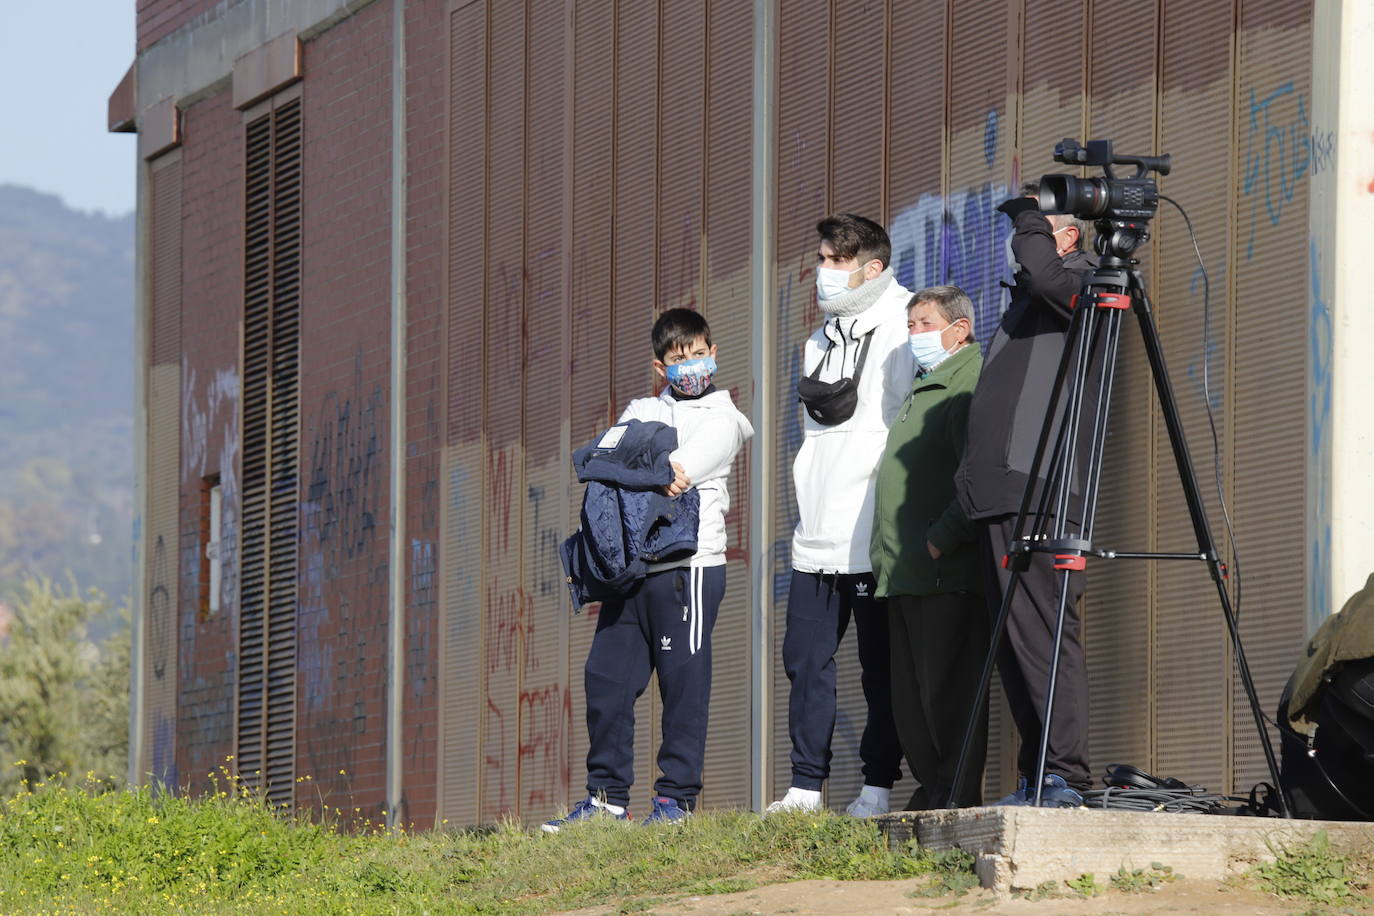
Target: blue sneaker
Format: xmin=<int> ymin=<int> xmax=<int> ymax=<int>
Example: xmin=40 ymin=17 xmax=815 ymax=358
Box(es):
xmin=541 ymin=795 xmax=629 ymax=833
xmin=1035 ymin=774 xmax=1084 ymax=808
xmin=997 ymin=775 xmax=1082 ymax=808
xmin=640 ymin=796 xmax=690 ymax=825
xmin=995 ymin=777 xmax=1031 ymax=806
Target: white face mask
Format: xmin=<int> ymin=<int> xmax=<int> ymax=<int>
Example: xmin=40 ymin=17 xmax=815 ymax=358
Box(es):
xmin=909 ymin=323 xmax=955 ymax=371
xmin=815 ymin=264 xmax=858 ymax=301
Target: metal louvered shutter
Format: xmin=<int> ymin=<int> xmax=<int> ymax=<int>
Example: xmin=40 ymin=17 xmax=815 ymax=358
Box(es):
xmin=1148 ymin=0 xmax=1237 ymax=791
xmin=612 ymin=0 xmax=663 ymax=802
xmin=701 ymin=0 xmax=755 ymax=810
xmin=481 ymin=0 xmax=527 ymax=821
xmin=518 ymin=0 xmax=571 ymax=823
xmin=1230 ymin=0 xmax=1311 ymax=795
xmin=1080 ymin=0 xmax=1160 ymax=792
xmin=771 ymin=0 xmax=829 ymax=804
xmin=439 ymin=0 xmax=487 ymax=828
xmin=237 ymin=97 xmax=301 ymax=807
xmin=564 ymin=0 xmax=617 ymax=825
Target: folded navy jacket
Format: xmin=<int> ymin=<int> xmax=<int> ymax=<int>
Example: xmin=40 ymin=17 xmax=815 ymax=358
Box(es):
xmin=560 ymin=419 xmax=700 ymax=609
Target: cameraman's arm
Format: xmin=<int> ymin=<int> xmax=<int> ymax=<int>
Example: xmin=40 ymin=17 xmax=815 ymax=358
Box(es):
xmin=1002 ymin=201 xmax=1080 ymax=319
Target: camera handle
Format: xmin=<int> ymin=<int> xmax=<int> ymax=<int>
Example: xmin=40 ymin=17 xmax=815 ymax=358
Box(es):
xmin=946 ymin=258 xmax=1290 ymax=816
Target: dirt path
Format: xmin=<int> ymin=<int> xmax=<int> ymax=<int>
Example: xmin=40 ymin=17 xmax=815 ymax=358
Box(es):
xmin=563 ymin=876 xmax=1368 ymax=915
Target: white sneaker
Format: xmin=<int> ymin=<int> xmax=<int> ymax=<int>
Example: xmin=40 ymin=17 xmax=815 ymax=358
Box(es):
xmin=844 ymin=784 xmax=891 ymax=817
xmin=765 ymin=786 xmax=822 ymax=814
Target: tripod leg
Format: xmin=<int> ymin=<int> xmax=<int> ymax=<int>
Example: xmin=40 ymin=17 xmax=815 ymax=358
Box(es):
xmin=1031 ymin=567 xmax=1078 ymax=805
xmin=1130 ymin=274 xmax=1291 ymax=817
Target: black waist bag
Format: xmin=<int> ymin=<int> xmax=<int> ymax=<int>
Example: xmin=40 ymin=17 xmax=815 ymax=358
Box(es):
xmin=796 ymin=328 xmax=874 ymax=426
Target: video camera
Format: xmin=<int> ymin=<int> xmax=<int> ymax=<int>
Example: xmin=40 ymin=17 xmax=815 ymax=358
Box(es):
xmin=1037 ymin=138 xmax=1171 ymax=221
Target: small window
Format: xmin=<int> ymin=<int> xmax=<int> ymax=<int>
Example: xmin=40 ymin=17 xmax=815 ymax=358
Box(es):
xmin=200 ymin=474 xmax=223 ymax=618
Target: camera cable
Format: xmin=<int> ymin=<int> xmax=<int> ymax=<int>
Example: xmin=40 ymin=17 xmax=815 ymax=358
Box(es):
xmin=1160 ymin=194 xmax=1242 ymax=620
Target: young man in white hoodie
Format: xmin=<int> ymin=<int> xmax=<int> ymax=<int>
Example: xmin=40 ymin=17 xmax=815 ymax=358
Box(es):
xmin=769 ymin=214 xmax=913 ymax=817
xmin=545 ymin=308 xmax=754 ymax=830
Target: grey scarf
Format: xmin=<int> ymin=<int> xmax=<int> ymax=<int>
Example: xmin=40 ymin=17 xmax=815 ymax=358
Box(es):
xmin=818 ymin=267 xmax=895 ymax=318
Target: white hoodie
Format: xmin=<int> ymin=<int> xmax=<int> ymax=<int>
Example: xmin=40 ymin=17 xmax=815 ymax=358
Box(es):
xmin=618 ymin=386 xmax=755 ymax=569
xmin=791 ymin=272 xmax=914 ymax=573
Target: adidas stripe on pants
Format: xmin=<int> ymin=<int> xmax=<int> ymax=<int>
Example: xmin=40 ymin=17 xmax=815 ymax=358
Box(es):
xmin=584 ymin=564 xmax=726 ymax=810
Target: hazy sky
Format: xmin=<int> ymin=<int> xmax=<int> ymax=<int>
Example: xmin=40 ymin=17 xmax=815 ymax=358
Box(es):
xmin=0 ymin=2 xmax=137 ymax=216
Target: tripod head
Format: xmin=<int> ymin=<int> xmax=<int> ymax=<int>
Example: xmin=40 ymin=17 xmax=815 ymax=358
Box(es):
xmin=1092 ymin=217 xmax=1151 ymax=263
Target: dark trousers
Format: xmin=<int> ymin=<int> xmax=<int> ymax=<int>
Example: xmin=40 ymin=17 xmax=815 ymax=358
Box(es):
xmin=584 ymin=565 xmax=724 ymax=809
xmin=888 ymin=591 xmax=989 ymax=809
xmin=782 ymin=569 xmax=903 ymax=791
xmin=982 ymin=515 xmax=1091 ymax=790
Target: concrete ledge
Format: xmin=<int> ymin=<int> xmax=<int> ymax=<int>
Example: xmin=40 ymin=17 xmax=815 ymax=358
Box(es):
xmin=874 ymin=807 xmax=1374 ymax=893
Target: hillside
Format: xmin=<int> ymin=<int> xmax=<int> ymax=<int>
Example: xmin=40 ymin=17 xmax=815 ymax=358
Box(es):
xmin=0 ymin=184 xmax=135 ymax=603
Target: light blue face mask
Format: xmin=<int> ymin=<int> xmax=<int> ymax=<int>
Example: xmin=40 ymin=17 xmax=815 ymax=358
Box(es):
xmin=908 ymin=324 xmax=953 ymax=372
xmin=665 ymin=355 xmax=717 ymax=396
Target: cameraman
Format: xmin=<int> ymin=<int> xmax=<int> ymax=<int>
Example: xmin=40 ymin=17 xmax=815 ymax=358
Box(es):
xmin=953 ymin=182 xmax=1095 ymax=805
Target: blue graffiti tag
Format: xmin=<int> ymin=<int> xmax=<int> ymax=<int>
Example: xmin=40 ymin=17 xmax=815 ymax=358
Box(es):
xmin=1241 ymin=83 xmax=1310 ymax=259
xmin=1308 ymin=237 xmax=1333 ymax=630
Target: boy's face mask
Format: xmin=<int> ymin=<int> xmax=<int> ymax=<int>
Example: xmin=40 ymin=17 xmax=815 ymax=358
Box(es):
xmin=665 ymin=355 xmax=717 ymax=397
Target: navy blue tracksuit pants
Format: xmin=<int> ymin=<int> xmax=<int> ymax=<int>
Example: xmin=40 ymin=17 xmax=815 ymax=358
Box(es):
xmin=584 ymin=565 xmax=725 ymax=810
xmin=782 ymin=569 xmax=903 ymax=792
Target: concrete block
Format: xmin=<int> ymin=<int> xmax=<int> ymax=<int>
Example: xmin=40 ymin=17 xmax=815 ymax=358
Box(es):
xmin=873 ymin=807 xmax=1374 ymax=893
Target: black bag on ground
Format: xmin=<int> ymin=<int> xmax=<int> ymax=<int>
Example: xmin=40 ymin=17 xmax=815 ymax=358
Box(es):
xmin=1278 ymin=657 xmax=1374 ymax=820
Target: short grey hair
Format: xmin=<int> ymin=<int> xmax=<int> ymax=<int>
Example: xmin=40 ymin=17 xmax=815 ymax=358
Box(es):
xmin=1049 ymin=212 xmax=1091 ymax=252
xmin=910 ymin=285 xmax=975 ymax=336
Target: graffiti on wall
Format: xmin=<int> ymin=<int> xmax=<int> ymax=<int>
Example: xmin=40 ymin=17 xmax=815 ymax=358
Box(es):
xmin=480 ymin=446 xmax=574 ymax=817
xmin=889 ymin=182 xmax=1012 ymax=348
xmin=1241 ymin=82 xmax=1336 ymax=258
xmin=299 ymin=351 xmax=388 ymax=800
xmin=1308 ymin=237 xmax=1333 ymax=631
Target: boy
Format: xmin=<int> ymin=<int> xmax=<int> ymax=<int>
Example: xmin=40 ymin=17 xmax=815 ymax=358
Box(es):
xmin=545 ymin=308 xmax=753 ymax=829
xmin=869 ymin=286 xmax=985 ymax=810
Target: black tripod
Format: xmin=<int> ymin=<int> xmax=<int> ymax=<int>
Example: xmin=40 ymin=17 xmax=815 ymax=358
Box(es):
xmin=947 ymin=223 xmax=1290 ymax=815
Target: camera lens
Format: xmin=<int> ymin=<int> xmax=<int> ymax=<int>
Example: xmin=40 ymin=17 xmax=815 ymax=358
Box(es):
xmin=1040 ymin=175 xmax=1108 ymax=218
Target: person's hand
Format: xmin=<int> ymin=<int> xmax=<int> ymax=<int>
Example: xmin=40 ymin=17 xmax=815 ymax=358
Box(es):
xmin=663 ymin=461 xmax=692 ymax=497
xmin=996 ymin=196 xmax=1040 ymax=219
xmin=927 ymin=540 xmax=942 ymax=560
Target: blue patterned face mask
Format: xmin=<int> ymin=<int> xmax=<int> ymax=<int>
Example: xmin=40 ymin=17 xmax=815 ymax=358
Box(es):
xmin=665 ymin=355 xmax=717 ymax=397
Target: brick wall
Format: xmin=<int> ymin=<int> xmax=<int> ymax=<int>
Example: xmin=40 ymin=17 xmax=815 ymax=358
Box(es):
xmin=175 ymin=88 xmax=244 ymax=796
xmin=137 ymin=0 xmax=221 ymax=52
xmin=296 ymin=0 xmax=393 ymax=821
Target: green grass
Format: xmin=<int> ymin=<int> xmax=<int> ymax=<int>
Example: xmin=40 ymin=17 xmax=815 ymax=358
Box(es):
xmin=1110 ymin=862 xmax=1177 ymax=893
xmin=1252 ymin=830 xmax=1368 ymax=906
xmin=0 ymin=774 xmax=974 ymax=915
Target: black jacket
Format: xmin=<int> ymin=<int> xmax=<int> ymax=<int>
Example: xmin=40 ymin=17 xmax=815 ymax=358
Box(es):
xmin=955 ymin=203 xmax=1098 ymax=522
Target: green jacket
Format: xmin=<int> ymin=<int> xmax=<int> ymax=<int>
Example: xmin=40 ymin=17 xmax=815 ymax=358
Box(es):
xmin=870 ymin=343 xmax=982 ymax=598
